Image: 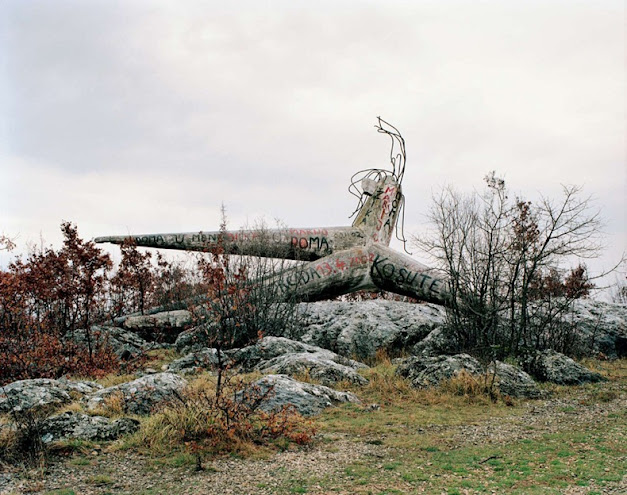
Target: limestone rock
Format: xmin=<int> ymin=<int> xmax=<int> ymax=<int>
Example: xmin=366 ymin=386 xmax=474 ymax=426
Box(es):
xmin=296 ymin=301 xmax=445 ymax=359
xmin=175 ymin=322 xmax=219 ymax=354
xmin=232 ymin=336 xmax=368 ymax=371
xmin=0 ymin=378 xmax=102 ymax=414
xmin=246 ymin=374 xmax=360 ymax=416
xmin=395 ymin=354 xmax=484 ymax=388
xmin=396 ymin=355 xmax=542 ymax=398
xmin=39 ymin=412 xmax=139 ymax=443
xmin=411 ymin=327 xmax=457 ymax=357
xmin=259 ymin=351 xmax=368 ymax=386
xmin=493 ymin=361 xmax=542 ymax=399
xmin=0 ymin=381 xmax=71 ymax=415
xmin=522 ymin=349 xmax=606 ymax=385
xmin=229 ymin=336 xmax=368 ymax=386
xmin=167 ymin=348 xmax=226 ymax=374
xmin=66 ymin=325 xmax=148 ymax=360
xmin=569 ymin=300 xmax=627 ymax=358
xmin=86 ymin=372 xmax=187 ymax=415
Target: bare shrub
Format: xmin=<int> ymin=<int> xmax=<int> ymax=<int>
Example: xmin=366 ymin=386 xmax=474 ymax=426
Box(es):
xmin=135 ymin=376 xmax=314 ymax=467
xmin=416 ymin=173 xmax=608 ymax=359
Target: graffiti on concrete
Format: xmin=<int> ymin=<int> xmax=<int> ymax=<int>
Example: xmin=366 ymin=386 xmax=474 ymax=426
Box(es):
xmin=95 ymin=119 xmax=449 ymax=305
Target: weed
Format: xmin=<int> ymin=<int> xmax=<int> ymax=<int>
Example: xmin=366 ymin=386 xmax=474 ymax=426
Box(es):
xmin=373 ymin=348 xmax=393 ymax=366
xmin=0 ymin=409 xmax=46 ymax=467
xmin=48 ymin=438 xmax=96 ymax=455
xmin=69 ymin=456 xmax=90 ymax=466
xmin=95 ymin=373 xmax=136 ymax=388
xmin=87 ymin=474 xmax=113 ymax=486
xmin=144 ymin=348 xmax=180 ymax=369
xmin=126 ymin=373 xmax=315 ymax=462
xmin=438 ymin=370 xmax=501 ymax=403
xmin=88 ymin=390 xmax=125 ymax=417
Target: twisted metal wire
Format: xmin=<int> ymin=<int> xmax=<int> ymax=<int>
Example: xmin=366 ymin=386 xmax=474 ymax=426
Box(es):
xmin=348 ymin=117 xmax=411 ymax=253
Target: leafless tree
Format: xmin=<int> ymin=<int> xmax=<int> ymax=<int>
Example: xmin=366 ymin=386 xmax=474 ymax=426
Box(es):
xmin=609 ymin=274 xmax=627 ymax=305
xmin=415 ymin=173 xmax=605 ymax=358
xmin=0 ymin=234 xmax=16 ymax=252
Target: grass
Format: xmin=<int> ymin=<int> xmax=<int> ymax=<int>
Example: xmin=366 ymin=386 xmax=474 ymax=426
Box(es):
xmin=320 ymin=362 xmax=520 ymax=446
xmin=86 ymin=474 xmax=114 ymax=486
xmin=291 ymin=358 xmax=627 ymax=494
xmin=144 ymin=348 xmax=180 ymax=369
xmin=381 ymin=422 xmax=625 ymax=493
xmin=118 ymin=370 xmax=315 ymax=459
xmin=94 ymin=373 xmax=137 ymax=388
xmin=5 ymin=357 xmax=626 ymax=494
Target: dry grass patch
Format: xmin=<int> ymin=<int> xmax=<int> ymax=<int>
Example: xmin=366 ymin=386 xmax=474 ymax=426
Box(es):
xmin=87 ymin=390 xmax=125 ymax=418
xmin=121 ymin=371 xmax=316 ymax=464
xmin=143 ymin=348 xmax=180 ymax=369
xmin=95 ymin=373 xmax=137 ymax=388
xmin=320 ymin=361 xmax=519 ymax=449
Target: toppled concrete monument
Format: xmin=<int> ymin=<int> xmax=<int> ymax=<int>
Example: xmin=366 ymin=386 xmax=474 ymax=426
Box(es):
xmin=96 ymin=119 xmax=450 ymax=305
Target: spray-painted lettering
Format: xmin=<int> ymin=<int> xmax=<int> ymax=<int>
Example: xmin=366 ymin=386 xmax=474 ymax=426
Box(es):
xmin=134 ymin=235 xmax=165 ymax=245
xmin=371 ymin=254 xmax=442 ymax=296
xmin=291 ymin=236 xmax=330 ymax=252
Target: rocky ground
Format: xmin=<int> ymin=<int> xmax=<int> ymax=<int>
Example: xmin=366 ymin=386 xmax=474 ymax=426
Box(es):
xmin=2 ymin=382 xmax=625 ymax=495
xmin=1 ymin=300 xmax=625 ymax=494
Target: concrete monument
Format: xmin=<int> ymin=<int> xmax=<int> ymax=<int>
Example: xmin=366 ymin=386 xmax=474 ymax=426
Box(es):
xmin=96 ymin=119 xmax=449 ymax=305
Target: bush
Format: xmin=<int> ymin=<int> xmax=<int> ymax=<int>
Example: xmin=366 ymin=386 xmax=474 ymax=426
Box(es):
xmin=0 ymin=213 xmax=301 ymax=387
xmin=0 ymin=409 xmax=46 ymax=466
xmin=188 ymin=211 xmax=305 ymax=403
xmin=0 ymin=222 xmax=118 ymax=385
xmin=438 ymin=370 xmax=501 ymax=403
xmin=133 ymin=375 xmax=315 ymax=465
xmin=416 ymin=173 xmax=605 ymax=360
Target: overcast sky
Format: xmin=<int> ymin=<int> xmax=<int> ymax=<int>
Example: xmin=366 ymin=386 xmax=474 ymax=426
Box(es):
xmin=1 ymin=0 xmax=625 ymax=292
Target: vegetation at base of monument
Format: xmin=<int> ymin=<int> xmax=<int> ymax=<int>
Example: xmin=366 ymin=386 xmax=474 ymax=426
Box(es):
xmin=338 ymin=289 xmax=419 ymax=303
xmin=0 ymin=406 xmax=47 ymax=467
xmin=312 ymin=358 xmax=626 ymax=495
xmin=610 ymin=274 xmax=627 ymax=304
xmin=108 ymin=240 xmax=200 ymax=318
xmin=2 ymin=356 xmax=624 ymax=491
xmin=159 ymin=210 xmax=311 ymax=466
xmin=0 ymin=209 xmax=303 ymax=385
xmin=0 ymin=213 xmax=308 ymax=465
xmin=0 ymin=222 xmax=119 ymax=385
xmin=416 ymin=172 xmax=612 ymax=361
xmin=193 ymin=211 xmax=302 ymax=350
xmin=128 ymin=373 xmax=315 ymax=468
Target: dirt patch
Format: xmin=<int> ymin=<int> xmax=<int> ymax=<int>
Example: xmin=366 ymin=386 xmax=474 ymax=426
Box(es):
xmin=1 ymin=435 xmax=392 ymax=495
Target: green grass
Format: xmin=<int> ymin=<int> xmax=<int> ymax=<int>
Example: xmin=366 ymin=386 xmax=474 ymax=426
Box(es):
xmin=68 ymin=456 xmax=91 ymax=466
xmin=87 ymin=474 xmax=114 ymax=486
xmin=287 ymin=359 xmax=627 ymax=494
xmin=13 ymin=358 xmax=627 ymax=494
xmin=309 ymin=421 xmax=625 ymax=493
